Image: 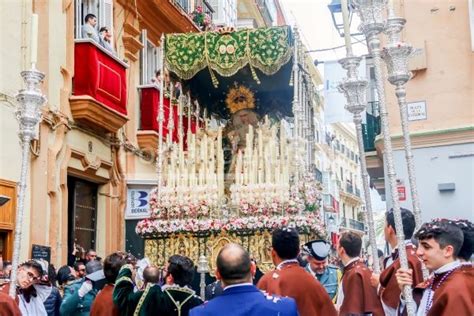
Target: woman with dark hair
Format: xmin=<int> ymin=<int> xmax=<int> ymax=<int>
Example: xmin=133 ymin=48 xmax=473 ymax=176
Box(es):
xmin=56 ymin=265 xmax=77 ymax=296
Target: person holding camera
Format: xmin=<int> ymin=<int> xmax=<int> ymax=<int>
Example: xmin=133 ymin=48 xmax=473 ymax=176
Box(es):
xmin=60 ymin=260 xmax=102 ymax=315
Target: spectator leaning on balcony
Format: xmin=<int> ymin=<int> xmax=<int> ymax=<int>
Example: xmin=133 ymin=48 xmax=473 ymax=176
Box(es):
xmin=81 ymin=13 xmax=99 ymax=43
xmin=99 ymin=27 xmax=116 ymax=55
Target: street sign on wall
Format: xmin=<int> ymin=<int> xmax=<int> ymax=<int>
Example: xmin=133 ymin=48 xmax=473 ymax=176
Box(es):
xmin=407 ymin=101 xmax=427 ymax=121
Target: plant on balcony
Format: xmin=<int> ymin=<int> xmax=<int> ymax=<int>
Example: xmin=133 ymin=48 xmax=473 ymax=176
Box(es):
xmin=190 ymin=6 xmax=212 ymax=31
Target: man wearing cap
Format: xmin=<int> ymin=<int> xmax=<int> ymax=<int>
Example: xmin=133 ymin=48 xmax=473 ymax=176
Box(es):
xmin=303 ymin=239 xmax=341 ymax=303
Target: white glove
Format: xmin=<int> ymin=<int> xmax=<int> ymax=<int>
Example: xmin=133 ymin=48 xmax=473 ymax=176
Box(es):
xmin=78 ymin=280 xmax=93 ymax=298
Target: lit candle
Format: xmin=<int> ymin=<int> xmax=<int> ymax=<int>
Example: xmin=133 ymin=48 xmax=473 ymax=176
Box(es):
xmin=30 ymin=14 xmax=38 ymax=67
xmin=341 ymin=0 xmax=353 ymax=56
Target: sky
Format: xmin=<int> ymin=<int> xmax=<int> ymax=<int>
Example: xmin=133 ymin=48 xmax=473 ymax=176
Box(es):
xmin=279 ymin=0 xmax=369 ymax=74
xmin=279 ymin=0 xmax=386 ymax=212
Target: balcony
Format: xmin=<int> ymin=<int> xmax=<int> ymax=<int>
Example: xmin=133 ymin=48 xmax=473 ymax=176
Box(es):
xmin=137 ymin=85 xmax=198 ymax=151
xmin=340 ymin=217 xmax=365 ymax=232
xmin=194 ymin=0 xmax=215 ymax=16
xmin=323 ymin=194 xmax=339 ymax=213
xmin=71 ymin=40 xmax=129 ymax=134
xmin=362 ymin=101 xmax=381 ymax=152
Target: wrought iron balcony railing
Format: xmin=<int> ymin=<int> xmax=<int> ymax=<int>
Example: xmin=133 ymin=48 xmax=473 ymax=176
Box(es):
xmin=340 ymin=217 xmax=365 ymax=232
xmin=362 ymin=101 xmax=381 ymax=152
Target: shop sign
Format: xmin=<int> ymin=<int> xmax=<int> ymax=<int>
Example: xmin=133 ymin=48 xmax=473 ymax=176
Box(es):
xmin=126 ymin=185 xmax=152 ymax=219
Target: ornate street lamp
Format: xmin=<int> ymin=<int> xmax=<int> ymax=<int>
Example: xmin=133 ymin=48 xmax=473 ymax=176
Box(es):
xmin=197 ymin=254 xmax=210 ymax=300
xmin=353 ymin=0 xmax=416 ymax=313
xmin=9 ymin=68 xmax=47 ymax=297
xmin=381 ymin=6 xmax=422 ymax=230
xmin=337 ymin=0 xmax=379 ymax=274
xmin=328 ymin=0 xmax=356 ymax=37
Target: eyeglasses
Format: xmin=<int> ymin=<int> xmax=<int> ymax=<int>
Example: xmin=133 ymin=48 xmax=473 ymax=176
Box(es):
xmin=26 ymin=271 xmax=40 ymax=282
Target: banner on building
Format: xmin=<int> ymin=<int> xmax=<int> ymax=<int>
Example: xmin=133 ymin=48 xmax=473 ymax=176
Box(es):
xmin=126 ymin=184 xmax=153 ymax=219
xmin=324 ymin=59 xmax=366 ymax=124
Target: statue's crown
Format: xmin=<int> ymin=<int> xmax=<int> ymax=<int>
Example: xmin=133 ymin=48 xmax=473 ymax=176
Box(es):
xmin=225 ymin=84 xmax=255 ymax=114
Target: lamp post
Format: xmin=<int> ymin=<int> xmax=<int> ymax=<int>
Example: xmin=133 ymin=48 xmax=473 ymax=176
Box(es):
xmin=353 ymin=0 xmax=416 ymax=313
xmin=9 ymin=68 xmax=47 ymax=298
xmin=197 ymin=254 xmax=210 ymax=300
xmin=381 ymin=5 xmax=422 ymax=230
xmin=337 ymin=0 xmax=379 ymax=274
xmin=9 ymin=14 xmax=47 ymax=298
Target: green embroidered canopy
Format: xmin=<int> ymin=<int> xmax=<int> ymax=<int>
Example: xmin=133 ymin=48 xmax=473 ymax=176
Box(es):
xmin=165 ymin=26 xmax=293 ymax=83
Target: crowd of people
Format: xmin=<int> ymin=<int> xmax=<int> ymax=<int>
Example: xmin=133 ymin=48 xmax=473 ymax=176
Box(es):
xmin=0 ymin=209 xmax=472 ymax=316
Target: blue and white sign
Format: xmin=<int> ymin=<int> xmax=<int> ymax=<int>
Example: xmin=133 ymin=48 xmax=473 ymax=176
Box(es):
xmin=126 ymin=185 xmax=152 ymax=219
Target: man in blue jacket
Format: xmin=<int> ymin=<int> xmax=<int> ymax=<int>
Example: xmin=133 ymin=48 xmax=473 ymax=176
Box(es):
xmin=190 ymin=243 xmax=298 ymax=316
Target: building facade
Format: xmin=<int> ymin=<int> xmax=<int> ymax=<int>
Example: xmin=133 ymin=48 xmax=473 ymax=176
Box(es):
xmin=363 ymin=0 xmax=474 ymax=221
xmin=0 ymin=0 xmax=203 ymax=264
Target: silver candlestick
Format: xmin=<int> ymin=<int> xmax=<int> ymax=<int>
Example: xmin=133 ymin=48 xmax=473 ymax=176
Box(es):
xmin=9 ymin=67 xmax=47 ymax=298
xmin=338 ymin=55 xmax=380 ymax=274
xmin=354 ymin=0 xmax=416 ymax=314
xmin=382 ymin=7 xmax=429 ymax=281
xmin=382 ymin=9 xmax=422 ymax=229
xmin=197 ymin=254 xmax=210 ymax=300
xmin=157 ymin=34 xmax=165 ymax=193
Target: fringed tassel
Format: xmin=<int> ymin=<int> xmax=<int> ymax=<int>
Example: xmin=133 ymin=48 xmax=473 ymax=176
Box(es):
xmin=249 ymin=64 xmax=261 ymax=85
xmin=289 ymin=70 xmax=294 ymax=86
xmin=208 ymin=66 xmax=219 ymax=88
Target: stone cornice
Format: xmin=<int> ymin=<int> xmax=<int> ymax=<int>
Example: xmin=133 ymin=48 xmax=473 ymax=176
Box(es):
xmin=374 ymin=126 xmax=474 ymax=152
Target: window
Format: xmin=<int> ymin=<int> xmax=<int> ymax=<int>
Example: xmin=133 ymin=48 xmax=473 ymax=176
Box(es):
xmin=140 ymin=30 xmax=161 ymax=85
xmin=75 ymin=0 xmax=113 ymax=41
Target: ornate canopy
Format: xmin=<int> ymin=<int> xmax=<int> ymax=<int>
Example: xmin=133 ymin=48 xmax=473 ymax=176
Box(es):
xmin=165 ymin=26 xmax=293 ymax=82
xmin=164 ymin=26 xmax=295 ymax=118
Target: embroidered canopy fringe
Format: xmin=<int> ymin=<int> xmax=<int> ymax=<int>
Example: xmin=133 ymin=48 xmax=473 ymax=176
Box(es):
xmin=164 ymin=26 xmax=293 ymax=85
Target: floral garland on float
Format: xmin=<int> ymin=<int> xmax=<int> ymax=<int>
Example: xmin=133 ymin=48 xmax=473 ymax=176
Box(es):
xmin=136 ymin=213 xmax=325 ymax=238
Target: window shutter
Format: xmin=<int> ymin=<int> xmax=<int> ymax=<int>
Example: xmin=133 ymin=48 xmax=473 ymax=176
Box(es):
xmin=140 ymin=30 xmax=148 ymax=85
xmin=75 ymin=0 xmax=83 ymax=38
xmin=99 ymin=0 xmax=113 ymax=31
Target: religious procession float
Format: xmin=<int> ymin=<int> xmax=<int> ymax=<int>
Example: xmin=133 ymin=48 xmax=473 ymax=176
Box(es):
xmin=135 ymin=26 xmax=325 ymax=273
